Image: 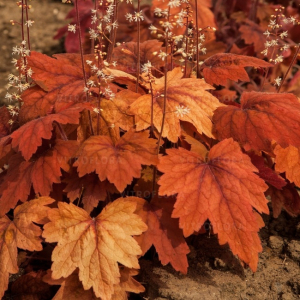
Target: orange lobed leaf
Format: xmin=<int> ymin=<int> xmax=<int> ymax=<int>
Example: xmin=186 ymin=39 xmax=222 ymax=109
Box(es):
xmin=133 ymin=196 xmax=190 ymax=274
xmin=112 ymin=40 xmax=164 ymax=73
xmin=0 ymin=197 xmax=54 ymax=298
xmin=0 ymin=141 xmax=78 ymax=215
xmin=129 ymin=68 xmax=223 ymax=142
xmin=267 ymin=184 xmax=300 ymax=218
xmin=11 ymin=103 xmax=90 ymax=161
xmin=100 ymin=90 xmax=140 ymax=131
xmin=44 ymin=267 xmax=144 ymax=300
xmin=42 ymin=198 xmax=147 ymax=300
xmin=157 ymin=138 xmax=269 ymax=271
xmin=202 ymin=53 xmax=272 ymax=86
xmin=239 ymin=20 xmax=266 ymax=53
xmin=27 ymin=51 xmax=93 ymax=95
xmin=274 ymin=144 xmax=300 ymax=188
xmin=18 ymin=86 xmax=52 ymax=124
xmin=213 ymin=91 xmax=300 ymax=152
xmin=74 ymin=129 xmax=158 ymax=192
xmin=64 ymin=173 xmax=117 ymax=213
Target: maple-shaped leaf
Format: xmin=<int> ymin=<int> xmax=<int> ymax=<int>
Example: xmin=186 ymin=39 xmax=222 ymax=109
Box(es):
xmin=0 ymin=197 xmax=54 ymax=298
xmin=11 ymin=103 xmax=90 ymax=160
xmin=112 ymin=40 xmax=164 ymax=73
xmin=18 ymin=86 xmax=51 ymax=124
xmin=27 ymin=51 xmax=93 ymax=92
xmin=267 ymin=184 xmax=300 ymax=218
xmin=100 ymin=90 xmax=140 ymax=131
xmin=201 ymin=53 xmax=272 ymax=86
xmin=44 ymin=267 xmax=143 ymax=300
xmin=157 ymin=138 xmax=269 ymax=271
xmin=0 ymin=141 xmax=78 ymax=215
xmin=112 ymin=267 xmax=145 ymax=300
xmin=274 ymin=144 xmax=300 ymax=188
xmin=64 ymin=173 xmax=117 ymax=213
xmin=129 ymin=68 xmax=222 ymax=142
xmin=239 ymin=20 xmax=266 ymax=53
xmin=42 ymin=198 xmax=147 ymax=300
xmin=248 ymin=153 xmax=286 ymax=189
xmin=11 ymin=271 xmax=51 ymax=300
xmin=132 ymin=196 xmax=190 ymax=274
xmin=213 ymin=91 xmax=300 ymax=152
xmin=74 ymin=129 xmax=158 ymax=192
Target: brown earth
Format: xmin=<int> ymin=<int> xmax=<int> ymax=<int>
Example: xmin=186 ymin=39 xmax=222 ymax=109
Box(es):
xmin=0 ymin=1 xmax=300 ymax=300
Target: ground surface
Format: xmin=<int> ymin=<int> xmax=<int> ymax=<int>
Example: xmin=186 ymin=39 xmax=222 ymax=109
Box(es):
xmin=0 ymin=1 xmax=299 ymax=300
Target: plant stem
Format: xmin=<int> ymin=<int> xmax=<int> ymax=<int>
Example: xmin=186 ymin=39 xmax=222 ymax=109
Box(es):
xmin=74 ymin=0 xmax=95 ymax=135
xmin=277 ymin=44 xmax=300 ymax=93
xmin=195 ymin=0 xmax=199 ymax=78
xmin=107 ymin=0 xmax=118 ymax=62
xmin=136 ymin=0 xmax=141 ymax=92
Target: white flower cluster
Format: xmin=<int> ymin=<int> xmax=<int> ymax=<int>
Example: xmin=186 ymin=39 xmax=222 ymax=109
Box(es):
xmin=261 ymin=7 xmax=297 ymax=64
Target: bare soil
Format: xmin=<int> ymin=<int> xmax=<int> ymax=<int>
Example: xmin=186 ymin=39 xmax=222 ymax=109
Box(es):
xmin=0 ymin=1 xmax=299 ymax=300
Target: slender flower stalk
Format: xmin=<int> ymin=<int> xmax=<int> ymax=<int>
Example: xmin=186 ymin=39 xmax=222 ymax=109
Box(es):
xmin=74 ymin=0 xmax=94 ymax=135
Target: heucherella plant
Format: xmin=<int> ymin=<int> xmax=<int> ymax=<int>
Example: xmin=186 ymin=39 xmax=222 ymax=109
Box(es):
xmin=0 ymin=0 xmax=300 ymax=299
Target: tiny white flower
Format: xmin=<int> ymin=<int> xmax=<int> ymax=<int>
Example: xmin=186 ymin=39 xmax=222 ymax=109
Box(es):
xmin=68 ymin=24 xmax=76 ymax=33
xmin=175 ymin=105 xmax=190 ymax=118
xmin=25 ymin=20 xmax=34 ymax=27
xmin=279 ymin=31 xmax=288 ymax=39
xmin=274 ymin=77 xmax=282 ymax=86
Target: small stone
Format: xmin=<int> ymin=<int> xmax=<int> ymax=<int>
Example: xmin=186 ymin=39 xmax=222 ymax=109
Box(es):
xmin=268 ymin=236 xmax=284 ymax=250
xmin=286 ymin=240 xmax=300 ymax=262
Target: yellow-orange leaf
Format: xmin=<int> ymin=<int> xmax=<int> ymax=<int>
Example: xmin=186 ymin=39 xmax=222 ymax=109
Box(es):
xmin=74 ymin=129 xmax=158 ymax=192
xmin=42 ymin=198 xmax=147 ymax=300
xmin=129 ymin=68 xmax=222 ymax=142
xmin=157 ymin=138 xmax=269 ymax=271
xmin=0 ymin=197 xmax=54 ymax=298
xmin=274 ymin=144 xmax=300 ymax=187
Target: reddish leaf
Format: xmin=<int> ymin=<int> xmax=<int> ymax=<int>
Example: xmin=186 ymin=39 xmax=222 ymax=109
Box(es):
xmin=26 ymin=52 xmax=94 ymax=105
xmin=267 ymin=184 xmax=300 ymax=218
xmin=0 ymin=141 xmax=77 ymax=215
xmin=0 ymin=197 xmax=54 ymax=298
xmin=239 ymin=20 xmax=266 ymax=53
xmin=43 ymin=198 xmax=147 ymax=300
xmin=248 ymin=153 xmax=286 ymax=189
xmin=213 ymin=91 xmax=300 ymax=152
xmin=11 ymin=103 xmax=90 ymax=160
xmin=54 ymin=0 xmax=93 ymax=53
xmin=0 ymin=107 xmax=11 ymax=138
xmin=100 ymin=90 xmax=140 ymax=131
xmin=64 ymin=173 xmax=117 ymax=213
xmin=133 ymin=196 xmax=190 ymax=274
xmin=18 ymin=86 xmax=52 ymax=124
xmin=112 ymin=40 xmax=164 ymax=73
xmin=129 ymin=68 xmax=223 ymax=142
xmin=202 ymin=53 xmax=272 ymax=86
xmin=157 ymin=138 xmax=269 ymax=271
xmin=74 ymin=129 xmax=158 ymax=192
xmin=274 ymin=144 xmax=300 ymax=188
